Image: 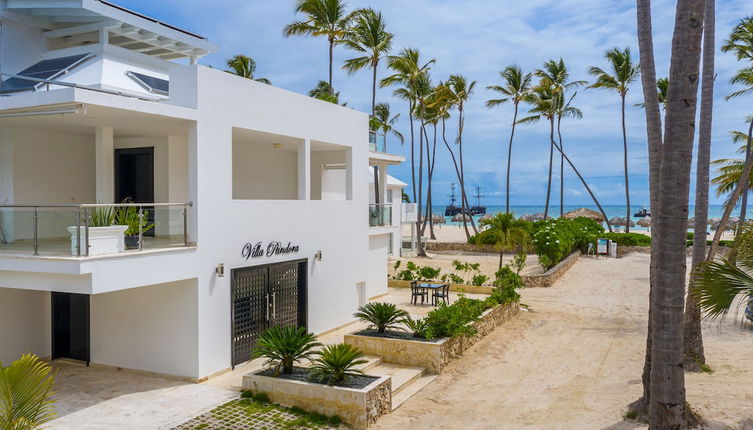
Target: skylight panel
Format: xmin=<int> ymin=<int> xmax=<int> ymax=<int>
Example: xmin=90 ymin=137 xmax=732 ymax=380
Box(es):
xmin=126 ymin=71 xmax=169 ymax=96
xmin=0 ymin=53 xmax=92 ymax=94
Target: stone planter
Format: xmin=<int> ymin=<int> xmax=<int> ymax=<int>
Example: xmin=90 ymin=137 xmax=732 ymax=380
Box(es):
xmin=67 ymin=225 xmax=127 ymax=256
xmin=520 ymin=251 xmax=580 ymax=287
xmin=345 ymin=301 xmax=520 ymax=374
xmin=242 ymin=371 xmax=391 ymax=429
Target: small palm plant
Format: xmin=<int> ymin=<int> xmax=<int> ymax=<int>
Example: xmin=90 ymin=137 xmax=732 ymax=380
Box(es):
xmin=354 ymin=302 xmax=408 ymax=333
xmin=402 ymin=316 xmax=428 ymax=339
xmin=0 ymin=353 xmax=56 ymax=430
xmin=309 ymin=344 xmax=367 ymax=385
xmin=253 ymin=326 xmax=322 ymax=375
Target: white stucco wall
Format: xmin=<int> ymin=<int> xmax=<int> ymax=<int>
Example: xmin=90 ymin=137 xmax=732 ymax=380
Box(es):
xmin=232 ymin=139 xmax=299 ymax=200
xmin=0 ymin=287 xmax=50 ymax=364
xmin=90 ymin=279 xmax=199 ymax=378
xmin=367 ymin=234 xmax=389 ymax=299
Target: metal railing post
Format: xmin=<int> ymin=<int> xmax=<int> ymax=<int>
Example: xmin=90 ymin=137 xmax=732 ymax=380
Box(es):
xmin=76 ymin=208 xmax=81 ymax=256
xmin=32 ymin=207 xmax=38 ymax=256
xmin=84 ymin=208 xmax=90 ymax=257
xmin=138 ymin=207 xmax=144 ymax=251
xmin=183 ymin=204 xmax=188 ymax=246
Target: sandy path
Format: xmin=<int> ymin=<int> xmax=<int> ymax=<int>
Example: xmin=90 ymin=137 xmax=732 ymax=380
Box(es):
xmin=374 ymin=253 xmax=753 ymax=429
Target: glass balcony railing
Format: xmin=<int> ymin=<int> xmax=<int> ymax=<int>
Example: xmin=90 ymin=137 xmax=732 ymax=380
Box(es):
xmin=369 ymin=204 xmax=392 ymax=227
xmin=0 ymin=202 xmax=192 ymax=257
xmin=369 ymin=131 xmax=387 ymax=153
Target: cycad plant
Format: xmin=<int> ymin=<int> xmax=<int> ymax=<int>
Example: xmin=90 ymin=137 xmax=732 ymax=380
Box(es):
xmin=353 ymin=302 xmax=408 ymax=333
xmin=589 ymin=48 xmax=640 ymax=232
xmin=253 ymin=326 xmax=322 ymax=375
xmin=284 ymin=0 xmax=353 ymax=91
xmin=225 ymin=55 xmax=271 ymax=84
xmin=309 ymin=344 xmax=367 ymax=385
xmin=402 ymin=315 xmax=428 ymax=339
xmin=0 ymin=353 xmax=56 ymax=430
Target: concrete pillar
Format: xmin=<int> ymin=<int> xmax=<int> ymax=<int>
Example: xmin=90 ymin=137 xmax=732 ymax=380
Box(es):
xmin=345 ymin=148 xmax=353 ymax=201
xmin=298 ymin=139 xmax=310 ymax=200
xmin=378 ymin=163 xmax=387 ymax=205
xmin=187 ymin=123 xmax=198 ymax=245
xmin=95 ymin=126 xmax=114 ymax=203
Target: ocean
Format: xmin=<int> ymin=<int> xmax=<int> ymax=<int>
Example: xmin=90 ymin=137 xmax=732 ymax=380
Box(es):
xmin=429 ymin=204 xmax=741 ymax=231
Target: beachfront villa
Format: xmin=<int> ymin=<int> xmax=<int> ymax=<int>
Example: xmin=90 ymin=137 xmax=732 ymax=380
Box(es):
xmin=0 ymin=0 xmax=405 ymax=381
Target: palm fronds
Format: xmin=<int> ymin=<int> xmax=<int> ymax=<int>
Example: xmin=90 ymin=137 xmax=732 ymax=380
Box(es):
xmin=0 ymin=354 xmax=56 ymax=430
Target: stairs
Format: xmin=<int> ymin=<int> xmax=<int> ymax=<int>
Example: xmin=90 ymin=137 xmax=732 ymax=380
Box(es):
xmin=358 ymin=357 xmax=438 ymax=411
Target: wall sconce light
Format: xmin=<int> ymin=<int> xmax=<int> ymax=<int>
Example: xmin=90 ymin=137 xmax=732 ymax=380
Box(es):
xmin=315 ymin=250 xmax=323 ymax=262
xmin=216 ymin=263 xmax=225 ymax=277
xmin=273 ymin=143 xmax=282 ymax=149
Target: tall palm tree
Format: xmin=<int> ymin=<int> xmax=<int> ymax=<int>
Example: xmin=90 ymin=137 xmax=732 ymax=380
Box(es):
xmin=308 ymin=80 xmax=341 ymax=104
xmin=648 ymin=0 xmax=706 ymax=426
xmin=370 ymin=103 xmax=403 ymax=153
xmin=518 ymin=85 xmax=557 ymax=216
xmin=685 ymin=0 xmax=714 ymax=371
xmin=0 ymin=354 xmax=56 ymax=429
xmin=535 ymin=59 xmax=585 ymax=217
xmin=436 ymin=74 xmax=479 ymax=238
xmin=721 ymin=16 xmax=753 ymax=62
xmin=284 ymin=0 xmax=352 ymax=91
xmin=631 ymin=0 xmax=665 ymax=419
xmin=635 ymin=77 xmax=668 ymax=109
xmin=381 ymin=48 xmax=435 ymax=203
xmin=554 ymin=92 xmax=584 ymax=210
xmin=480 ymin=213 xmax=531 ymax=269
xmin=342 ymin=8 xmax=393 ymax=115
xmin=486 ymin=66 xmax=534 ymax=214
xmin=225 ymin=55 xmax=271 ymax=84
xmin=589 ymin=48 xmax=640 ymax=233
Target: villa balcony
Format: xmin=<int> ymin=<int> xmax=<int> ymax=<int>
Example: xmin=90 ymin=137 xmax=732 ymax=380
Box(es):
xmin=369 ymin=203 xmax=393 ymax=227
xmin=368 ymin=131 xmax=404 ymax=165
xmin=0 ymin=202 xmax=192 ymax=259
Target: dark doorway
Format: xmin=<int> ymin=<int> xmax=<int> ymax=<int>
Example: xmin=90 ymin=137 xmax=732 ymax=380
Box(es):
xmin=52 ymin=292 xmax=90 ymax=364
xmin=115 ymin=147 xmax=155 ymax=236
xmin=231 ymin=260 xmax=307 ymax=366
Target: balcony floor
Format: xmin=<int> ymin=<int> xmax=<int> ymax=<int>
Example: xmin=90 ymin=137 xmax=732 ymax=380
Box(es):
xmin=0 ymin=236 xmax=190 ymax=259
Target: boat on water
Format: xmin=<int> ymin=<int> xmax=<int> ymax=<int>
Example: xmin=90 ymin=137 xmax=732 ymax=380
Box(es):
xmin=634 ymin=206 xmax=651 ymax=218
xmin=445 ymin=183 xmax=463 ymax=216
xmin=469 ymin=186 xmax=486 ymax=215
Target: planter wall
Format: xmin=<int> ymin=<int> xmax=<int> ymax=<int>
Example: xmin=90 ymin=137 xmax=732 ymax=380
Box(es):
xmin=425 ymin=241 xmax=499 ymax=253
xmin=345 ymin=301 xmax=519 ymax=374
xmin=67 ymin=225 xmax=127 ymax=256
xmin=520 ymin=251 xmax=580 ymax=287
xmin=242 ymin=372 xmax=391 ymax=430
xmin=387 ymin=279 xmax=494 ymax=295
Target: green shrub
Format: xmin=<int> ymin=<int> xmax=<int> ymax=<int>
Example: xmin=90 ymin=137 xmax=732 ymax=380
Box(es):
xmin=471 ymin=274 xmax=489 ymax=286
xmin=423 ymin=297 xmax=486 ymax=340
xmin=440 ymin=273 xmax=465 ymax=284
xmin=532 ymin=217 xmax=605 ymax=270
xmin=417 ymin=266 xmax=441 ymax=281
xmin=309 ymin=344 xmax=367 ymax=385
xmin=402 ymin=316 xmax=429 ymax=339
xmin=253 ymin=326 xmax=321 ymax=375
xmin=490 ymin=267 xmax=523 ymax=304
xmin=511 ymin=251 xmax=527 ymax=274
xmin=354 ymin=302 xmax=408 ymax=333
xmin=600 ymin=232 xmax=651 ymax=246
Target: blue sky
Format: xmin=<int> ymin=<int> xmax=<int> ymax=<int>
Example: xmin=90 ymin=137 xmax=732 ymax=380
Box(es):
xmin=119 ymin=0 xmax=751 ymax=206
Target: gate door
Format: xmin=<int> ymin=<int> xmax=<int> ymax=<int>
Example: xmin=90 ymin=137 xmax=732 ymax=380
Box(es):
xmin=269 ymin=262 xmax=300 ymax=328
xmin=231 ymin=266 xmax=268 ymax=366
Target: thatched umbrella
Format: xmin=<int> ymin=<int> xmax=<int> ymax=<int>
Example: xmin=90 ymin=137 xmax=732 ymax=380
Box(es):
xmin=530 ymin=212 xmax=549 ymax=221
xmin=519 ymin=214 xmax=534 ymax=221
xmin=451 ymin=213 xmax=472 ymax=223
xmin=562 ymin=207 xmax=605 ymax=221
xmin=609 ymin=216 xmax=635 ymax=227
xmin=637 ymin=216 xmax=651 ymax=228
xmin=432 ymin=214 xmax=446 ymax=224
xmin=479 ymin=213 xmax=494 ymax=222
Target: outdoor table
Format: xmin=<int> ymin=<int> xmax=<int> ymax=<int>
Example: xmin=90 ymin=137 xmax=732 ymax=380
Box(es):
xmin=416 ymin=283 xmax=449 ymax=306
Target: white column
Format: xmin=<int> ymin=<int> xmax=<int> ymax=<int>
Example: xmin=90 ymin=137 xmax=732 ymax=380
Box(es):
xmin=95 ymin=126 xmax=114 ymax=203
xmin=187 ymin=123 xmax=198 ymax=244
xmin=298 ymin=139 xmax=311 ymax=200
xmin=345 ymin=148 xmax=353 ymax=201
xmin=378 ymin=163 xmax=387 ymax=204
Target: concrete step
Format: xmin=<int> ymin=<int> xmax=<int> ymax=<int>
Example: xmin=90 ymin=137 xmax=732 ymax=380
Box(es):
xmin=353 ymin=355 xmax=382 ymax=372
xmin=366 ymin=363 xmax=425 ymax=394
xmin=390 ymin=373 xmax=438 ymax=411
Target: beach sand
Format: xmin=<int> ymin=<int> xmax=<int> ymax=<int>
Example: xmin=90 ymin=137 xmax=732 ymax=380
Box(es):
xmin=374 ymin=253 xmax=753 ymax=429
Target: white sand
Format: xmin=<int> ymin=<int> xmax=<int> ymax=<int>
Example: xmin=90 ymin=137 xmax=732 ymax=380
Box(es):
xmin=389 ymin=251 xmax=544 ymax=282
xmin=374 ymin=253 xmax=753 ymax=429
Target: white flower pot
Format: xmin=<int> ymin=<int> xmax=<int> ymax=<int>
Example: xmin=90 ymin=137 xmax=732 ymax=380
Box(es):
xmin=67 ymin=225 xmax=128 ymax=256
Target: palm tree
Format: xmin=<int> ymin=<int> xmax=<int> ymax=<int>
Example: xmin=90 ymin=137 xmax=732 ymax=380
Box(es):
xmin=480 ymin=213 xmax=531 ymax=269
xmin=721 ymin=16 xmax=753 ymax=62
xmin=225 ymin=55 xmax=271 ymax=84
xmin=0 ymin=354 xmax=56 ymax=429
xmin=518 ymin=85 xmax=557 ymax=215
xmin=308 ymin=80 xmax=341 ymax=104
xmin=370 ymin=103 xmax=403 ymax=153
xmin=381 ymin=48 xmax=435 ymax=203
xmin=342 ymin=8 xmax=393 ymax=115
xmin=635 ymin=77 xmax=668 ymax=109
xmin=631 ymin=0 xmax=665 ymax=419
xmin=685 ymin=0 xmax=714 ymax=371
xmin=554 ymin=92 xmax=583 ymax=211
xmin=284 ymin=0 xmax=352 ymax=91
xmin=589 ymin=48 xmax=640 ymax=233
xmin=648 ymin=0 xmax=706 ymax=426
xmin=535 ymin=59 xmax=586 ymax=218
xmin=486 ymin=66 xmax=534 ymax=214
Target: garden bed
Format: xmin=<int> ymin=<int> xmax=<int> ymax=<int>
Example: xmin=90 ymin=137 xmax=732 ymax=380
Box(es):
xmin=520 ymin=251 xmax=580 ymax=287
xmin=354 ymin=329 xmax=442 ymax=343
xmin=242 ymin=370 xmax=390 ymax=429
xmin=344 ymin=301 xmax=520 ymax=374
xmin=257 ymin=367 xmax=379 ymax=390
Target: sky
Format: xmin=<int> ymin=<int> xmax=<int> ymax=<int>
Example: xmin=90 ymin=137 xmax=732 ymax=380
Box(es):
xmin=118 ymin=0 xmax=752 ymax=206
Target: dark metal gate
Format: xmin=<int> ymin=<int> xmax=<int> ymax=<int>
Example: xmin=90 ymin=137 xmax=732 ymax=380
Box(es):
xmin=51 ymin=292 xmax=90 ymax=364
xmin=231 ymin=260 xmax=307 ymax=366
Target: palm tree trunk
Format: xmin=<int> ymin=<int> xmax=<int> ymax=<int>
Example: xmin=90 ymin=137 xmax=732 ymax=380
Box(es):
xmin=428 ymin=124 xmax=439 ymax=240
xmin=506 ymin=102 xmax=519 ymax=214
xmin=421 ymin=124 xmax=432 ymax=236
xmin=409 ymin=100 xmax=416 ymax=202
xmin=739 ymin=120 xmax=753 ymax=227
xmin=371 ymin=63 xmax=377 ymax=116
xmin=558 ymin=114 xmax=564 ymax=217
xmin=631 ymin=0 xmax=665 ymax=419
xmin=684 ymin=0 xmax=714 ymax=371
xmin=328 ymin=39 xmax=334 ymax=91
xmin=650 ymin=0 xmax=705 ymax=426
xmin=622 ymin=93 xmax=632 ymax=233
xmin=544 ymin=116 xmax=555 ymax=219
xmin=417 ymin=119 xmax=427 ymax=257
xmin=457 ymin=106 xmax=477 ymax=238
xmin=499 ymin=250 xmax=504 ymax=270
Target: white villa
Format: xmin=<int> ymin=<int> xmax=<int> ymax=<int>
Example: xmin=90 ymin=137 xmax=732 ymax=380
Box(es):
xmin=0 ymin=0 xmax=410 ymax=381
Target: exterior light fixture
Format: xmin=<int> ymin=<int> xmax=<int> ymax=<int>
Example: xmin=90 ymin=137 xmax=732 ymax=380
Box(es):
xmin=215 ymin=263 xmax=225 ymax=277
xmin=315 ymin=250 xmax=322 ymax=261
xmin=273 ymin=143 xmax=282 ymax=149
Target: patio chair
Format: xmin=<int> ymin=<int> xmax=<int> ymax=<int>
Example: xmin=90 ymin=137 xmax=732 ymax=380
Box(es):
xmin=410 ymin=281 xmax=428 ymax=305
xmin=432 ymin=284 xmax=450 ymax=306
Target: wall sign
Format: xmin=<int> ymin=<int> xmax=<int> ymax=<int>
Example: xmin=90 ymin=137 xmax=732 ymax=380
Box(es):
xmin=242 ymin=241 xmax=300 ymax=261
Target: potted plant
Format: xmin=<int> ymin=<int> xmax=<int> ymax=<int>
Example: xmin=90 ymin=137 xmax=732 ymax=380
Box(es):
xmin=67 ymin=206 xmax=128 ymax=256
xmin=114 ymin=202 xmax=155 ymax=250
